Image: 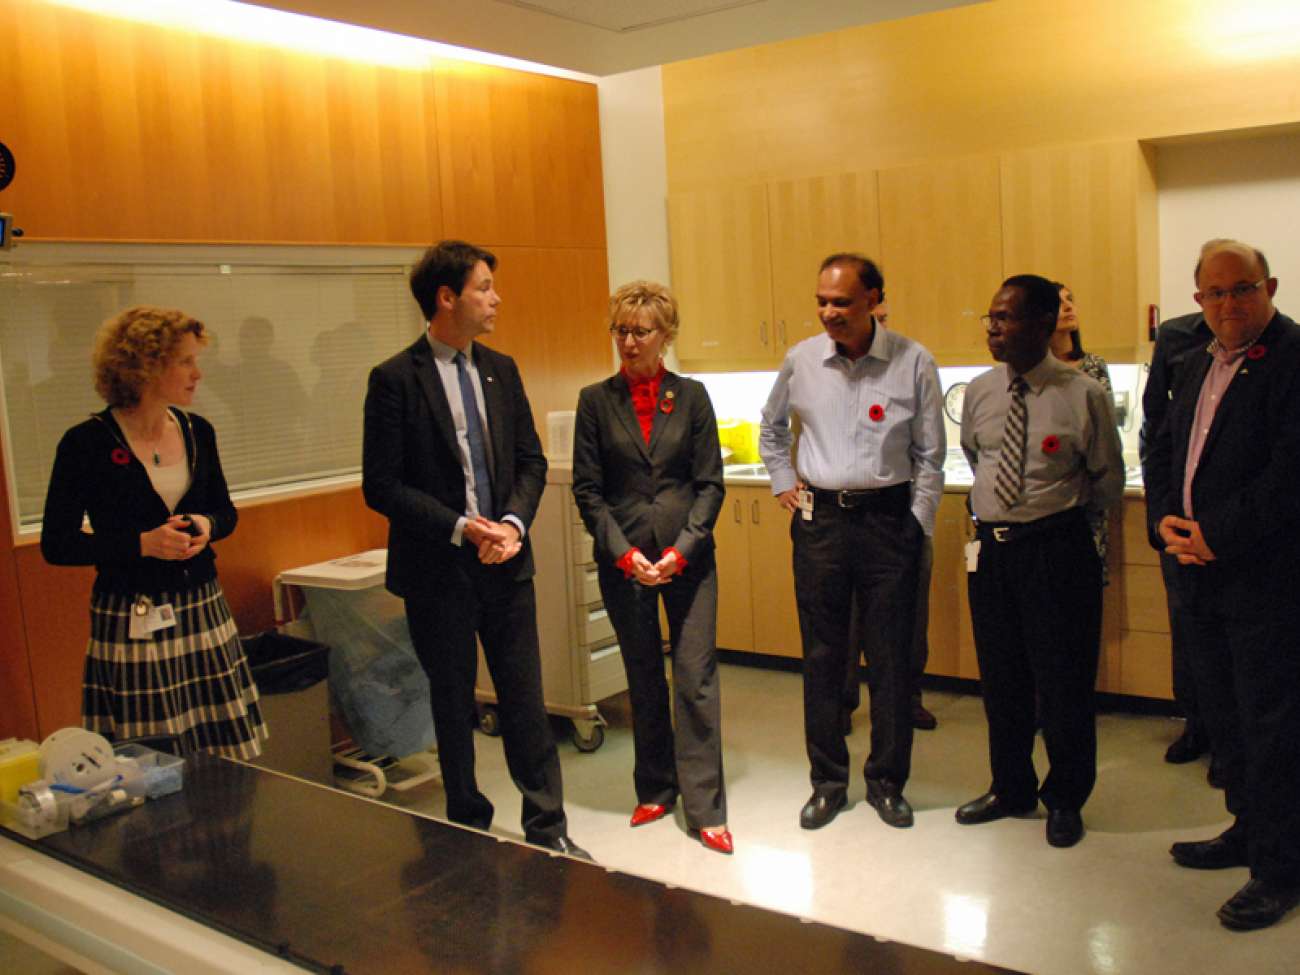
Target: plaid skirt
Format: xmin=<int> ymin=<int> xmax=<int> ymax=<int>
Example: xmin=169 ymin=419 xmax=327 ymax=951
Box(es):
xmin=84 ymin=579 xmax=269 ymax=760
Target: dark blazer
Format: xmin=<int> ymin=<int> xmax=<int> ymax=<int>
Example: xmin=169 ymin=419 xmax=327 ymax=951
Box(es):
xmin=1144 ymin=311 xmax=1300 ymax=613
xmin=1139 ymin=311 xmax=1213 ymax=471
xmin=572 ymin=371 xmax=724 ymax=570
xmin=41 ymin=408 xmax=237 ymax=596
xmin=362 ymin=336 xmax=547 ymax=597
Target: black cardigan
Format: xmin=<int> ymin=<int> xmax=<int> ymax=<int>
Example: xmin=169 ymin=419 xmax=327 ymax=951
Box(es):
xmin=41 ymin=408 xmax=238 ymax=596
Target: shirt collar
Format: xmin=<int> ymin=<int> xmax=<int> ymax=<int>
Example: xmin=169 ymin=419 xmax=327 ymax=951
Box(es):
xmin=820 ymin=328 xmax=892 ymax=367
xmin=1007 ymin=353 xmax=1062 ymax=394
xmin=426 ymin=329 xmax=472 ymax=363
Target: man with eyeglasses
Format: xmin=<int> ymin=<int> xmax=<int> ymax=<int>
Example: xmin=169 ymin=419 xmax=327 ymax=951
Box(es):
xmin=1144 ymin=238 xmax=1300 ymax=930
xmin=759 ymin=254 xmax=945 ymax=831
xmin=956 ymin=274 xmax=1123 ymax=849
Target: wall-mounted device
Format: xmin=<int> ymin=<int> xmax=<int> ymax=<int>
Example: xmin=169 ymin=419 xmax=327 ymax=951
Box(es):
xmin=0 ymin=212 xmax=22 ymax=250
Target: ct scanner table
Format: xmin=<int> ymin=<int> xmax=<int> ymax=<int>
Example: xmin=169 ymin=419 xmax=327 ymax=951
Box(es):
xmin=2 ymin=758 xmax=1023 ymax=974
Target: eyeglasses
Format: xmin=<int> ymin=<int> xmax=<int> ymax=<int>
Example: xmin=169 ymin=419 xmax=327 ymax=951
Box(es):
xmin=979 ymin=313 xmax=1024 ymax=327
xmin=1198 ymin=279 xmax=1267 ymax=304
xmin=609 ymin=325 xmax=657 ymax=341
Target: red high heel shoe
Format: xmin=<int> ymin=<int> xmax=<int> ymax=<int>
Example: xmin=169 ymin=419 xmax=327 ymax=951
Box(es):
xmin=698 ymin=827 xmax=734 ymax=855
xmin=630 ymin=803 xmax=671 ymax=827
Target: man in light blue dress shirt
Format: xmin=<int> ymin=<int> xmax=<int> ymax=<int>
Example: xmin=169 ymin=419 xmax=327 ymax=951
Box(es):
xmin=760 ymin=254 xmax=945 ymax=830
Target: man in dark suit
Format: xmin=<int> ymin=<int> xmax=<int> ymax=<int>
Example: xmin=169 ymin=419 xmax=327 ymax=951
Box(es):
xmin=1145 ymin=238 xmax=1300 ymax=929
xmin=362 ymin=240 xmax=588 ymax=859
xmin=1139 ymin=309 xmax=1216 ymax=776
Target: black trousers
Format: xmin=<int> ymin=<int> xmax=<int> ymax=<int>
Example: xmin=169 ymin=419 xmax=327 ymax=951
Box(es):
xmin=793 ymin=497 xmax=921 ymax=794
xmin=1160 ymin=553 xmax=1205 ymax=738
xmin=1180 ymin=603 xmax=1300 ymax=885
xmin=845 ymin=533 xmax=933 ymax=711
xmin=967 ymin=510 xmax=1100 ymax=812
xmin=403 ymin=549 xmax=566 ymax=842
xmin=598 ymin=553 xmax=726 ymax=829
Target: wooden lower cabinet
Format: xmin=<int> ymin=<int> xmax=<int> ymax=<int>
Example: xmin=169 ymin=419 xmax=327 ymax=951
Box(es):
xmin=714 ymin=485 xmax=800 ymax=658
xmin=714 ymin=486 xmax=1172 ymax=701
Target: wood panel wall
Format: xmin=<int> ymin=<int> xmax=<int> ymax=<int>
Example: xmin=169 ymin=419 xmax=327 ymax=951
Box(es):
xmin=661 ymin=0 xmax=1300 ymax=191
xmin=0 ymin=0 xmax=606 ymax=249
xmin=0 ymin=1 xmax=610 ymax=739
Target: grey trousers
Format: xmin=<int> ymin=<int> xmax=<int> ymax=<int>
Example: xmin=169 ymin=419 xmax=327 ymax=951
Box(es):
xmin=597 ymin=554 xmax=727 ymax=830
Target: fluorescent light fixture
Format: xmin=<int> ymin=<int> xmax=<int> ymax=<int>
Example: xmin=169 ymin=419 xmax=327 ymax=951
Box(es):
xmin=47 ymin=0 xmax=595 ymax=80
xmin=1195 ymin=1 xmax=1300 ymax=61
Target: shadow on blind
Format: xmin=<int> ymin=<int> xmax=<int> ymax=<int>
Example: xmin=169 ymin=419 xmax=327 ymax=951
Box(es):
xmin=0 ymin=243 xmax=426 ymax=528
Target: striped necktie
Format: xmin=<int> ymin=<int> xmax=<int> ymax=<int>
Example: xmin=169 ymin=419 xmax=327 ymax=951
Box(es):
xmin=454 ymin=351 xmax=494 ymax=520
xmin=993 ymin=376 xmax=1028 ymax=510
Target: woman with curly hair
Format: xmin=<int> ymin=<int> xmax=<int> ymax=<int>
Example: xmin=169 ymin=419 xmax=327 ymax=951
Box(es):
xmin=41 ymin=305 xmax=267 ymax=758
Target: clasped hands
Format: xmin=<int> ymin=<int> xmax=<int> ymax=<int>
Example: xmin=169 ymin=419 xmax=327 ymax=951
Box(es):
xmin=140 ymin=514 xmax=211 ymax=561
xmin=464 ymin=516 xmax=522 ymax=564
xmin=1158 ymin=514 xmax=1216 ymax=566
xmin=628 ymin=549 xmax=681 ymax=587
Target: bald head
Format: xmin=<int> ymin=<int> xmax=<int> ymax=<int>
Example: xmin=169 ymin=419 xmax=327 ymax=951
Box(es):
xmin=1194 ymin=239 xmax=1270 ymax=287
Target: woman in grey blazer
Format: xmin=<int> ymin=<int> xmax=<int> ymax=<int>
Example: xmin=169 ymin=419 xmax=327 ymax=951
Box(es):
xmin=572 ymin=281 xmax=732 ymax=854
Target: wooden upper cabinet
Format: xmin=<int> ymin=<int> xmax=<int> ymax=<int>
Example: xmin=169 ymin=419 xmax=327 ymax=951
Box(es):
xmin=878 ymin=155 xmax=1004 ymax=366
xmin=433 ymin=63 xmax=606 ymax=249
xmin=669 ymin=184 xmax=774 ymax=367
xmin=1000 ymin=140 xmax=1158 ymax=363
xmin=768 ymin=172 xmax=880 ymax=352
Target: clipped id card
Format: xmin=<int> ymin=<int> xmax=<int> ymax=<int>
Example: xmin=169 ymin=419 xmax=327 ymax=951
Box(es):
xmin=796 ymin=488 xmax=814 ymax=521
xmin=964 ymin=540 xmax=981 ymax=573
xmin=128 ymin=597 xmax=177 ymax=639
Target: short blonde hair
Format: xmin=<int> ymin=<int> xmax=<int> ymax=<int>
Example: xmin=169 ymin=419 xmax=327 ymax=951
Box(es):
xmin=608 ymin=280 xmax=679 ymax=345
xmin=93 ymin=305 xmax=207 ymax=407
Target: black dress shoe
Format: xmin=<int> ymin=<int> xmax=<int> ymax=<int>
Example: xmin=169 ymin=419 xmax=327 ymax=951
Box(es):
xmin=1207 ymin=759 xmax=1227 ymax=790
xmin=866 ymin=783 xmax=914 ymax=828
xmin=1046 ymin=808 xmax=1084 ymax=848
xmin=529 ymin=834 xmax=593 ymax=861
xmin=799 ymin=791 xmax=847 ymax=830
xmin=911 ymin=698 xmax=938 ymax=731
xmin=1171 ymin=834 xmax=1248 ymax=870
xmin=1217 ymin=878 xmax=1300 ymax=931
xmin=954 ymin=791 xmax=1037 ymax=825
xmin=1164 ymin=728 xmax=1207 ymax=764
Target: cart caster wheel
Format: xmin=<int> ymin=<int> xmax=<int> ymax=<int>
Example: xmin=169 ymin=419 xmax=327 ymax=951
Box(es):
xmin=572 ymin=721 xmax=605 ymax=753
xmin=478 ymin=705 xmax=501 ymax=737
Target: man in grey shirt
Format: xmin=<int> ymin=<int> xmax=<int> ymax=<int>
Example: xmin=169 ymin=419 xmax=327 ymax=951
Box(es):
xmin=956 ymin=274 xmax=1123 ymax=849
xmin=760 ymin=253 xmax=945 ymax=831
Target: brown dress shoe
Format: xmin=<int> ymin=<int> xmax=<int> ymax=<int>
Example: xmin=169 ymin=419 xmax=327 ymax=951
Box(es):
xmin=955 ymin=791 xmax=1037 ymax=825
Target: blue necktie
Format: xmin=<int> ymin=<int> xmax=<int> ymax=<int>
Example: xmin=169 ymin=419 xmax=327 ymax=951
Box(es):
xmin=454 ymin=351 xmax=493 ymax=520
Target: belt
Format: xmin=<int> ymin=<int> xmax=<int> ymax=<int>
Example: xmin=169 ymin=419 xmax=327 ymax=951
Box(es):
xmin=976 ymin=507 xmax=1085 ymax=544
xmin=808 ymin=482 xmax=910 ymax=512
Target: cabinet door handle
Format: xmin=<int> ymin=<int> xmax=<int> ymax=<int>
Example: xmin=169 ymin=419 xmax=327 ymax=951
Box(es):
xmin=733 ymin=499 xmax=742 ymax=524
xmin=751 ymin=500 xmax=760 ymax=524
xmin=759 ymin=320 xmax=768 ymax=346
xmin=778 ymin=319 xmax=786 ymax=345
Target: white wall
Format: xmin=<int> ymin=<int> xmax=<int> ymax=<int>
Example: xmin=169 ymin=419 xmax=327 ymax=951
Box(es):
xmin=596 ymin=65 xmax=674 ymax=370
xmin=1156 ymin=130 xmax=1300 ymax=318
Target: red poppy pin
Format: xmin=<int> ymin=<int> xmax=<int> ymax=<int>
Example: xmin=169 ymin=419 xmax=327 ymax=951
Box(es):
xmin=868 ymin=404 xmax=885 ymax=422
xmin=659 ymin=391 xmax=675 ymax=414
xmin=110 ymin=447 xmax=131 ymax=466
xmin=1041 ymin=435 xmax=1060 ymax=455
xmin=1247 ymin=344 xmax=1266 ymax=360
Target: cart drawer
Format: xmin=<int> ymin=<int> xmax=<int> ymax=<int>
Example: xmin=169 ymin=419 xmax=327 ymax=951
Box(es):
xmin=573 ymin=531 xmax=594 ymax=565
xmin=576 ymin=565 xmax=601 ymax=605
xmin=578 ymin=605 xmax=614 ymax=646
xmin=586 ymin=642 xmax=626 ymax=702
